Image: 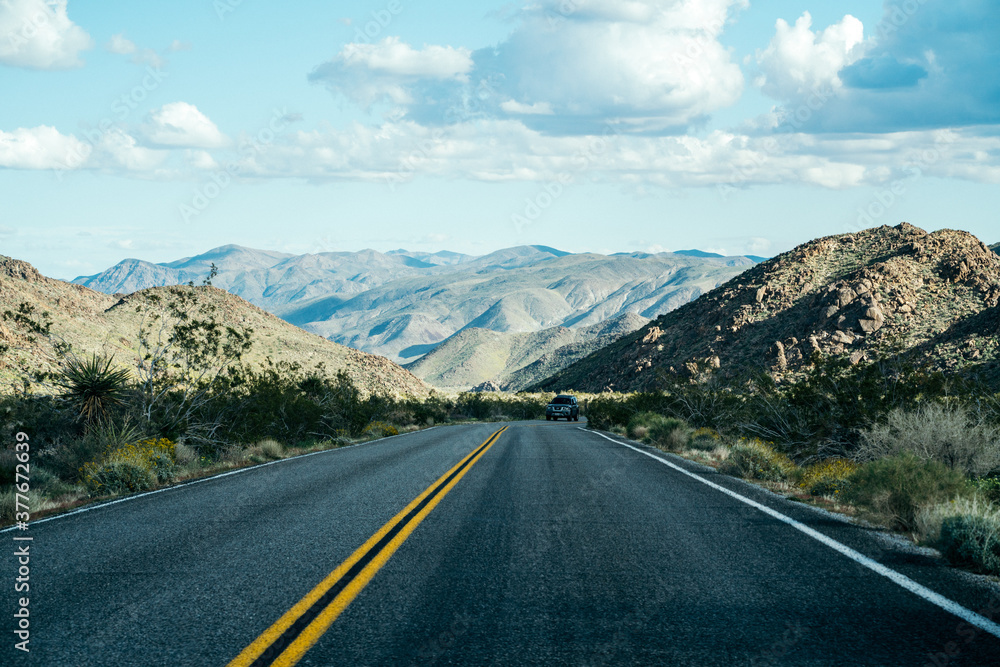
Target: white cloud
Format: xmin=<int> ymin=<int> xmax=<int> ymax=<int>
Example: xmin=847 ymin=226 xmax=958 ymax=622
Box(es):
xmin=0 ymin=125 xmax=91 ymax=169
xmin=310 ymin=37 xmax=472 ymax=109
xmin=774 ymin=2 xmax=1000 ymax=132
xmin=310 ymin=1 xmax=747 ymax=134
xmin=755 ymin=12 xmax=866 ymax=99
xmin=0 ymin=0 xmax=92 ymax=69
xmin=466 ymin=0 xmax=748 ymax=134
xmin=500 ymin=100 xmax=554 ymax=116
xmin=105 ymin=33 xmax=136 ymax=55
xmin=93 ymin=129 xmax=168 ymax=171
xmin=746 ymin=237 xmax=772 ymax=255
xmin=185 ymin=149 xmax=218 ymax=170
xmin=143 ymin=102 xmax=229 ymax=149
xmin=339 ymin=38 xmax=471 ymax=79
xmin=105 ymin=32 xmax=165 ymax=67
xmin=234 ymin=118 xmax=1000 ymax=191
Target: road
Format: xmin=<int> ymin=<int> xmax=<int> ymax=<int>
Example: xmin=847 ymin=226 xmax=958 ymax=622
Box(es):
xmin=5 ymin=421 xmax=1000 ymax=665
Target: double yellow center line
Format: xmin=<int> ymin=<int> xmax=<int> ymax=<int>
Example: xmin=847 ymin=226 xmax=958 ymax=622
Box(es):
xmin=228 ymin=426 xmax=508 ymax=667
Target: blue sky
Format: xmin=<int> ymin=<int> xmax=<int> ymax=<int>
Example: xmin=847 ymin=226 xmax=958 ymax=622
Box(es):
xmin=1 ymin=0 xmax=998 ymax=279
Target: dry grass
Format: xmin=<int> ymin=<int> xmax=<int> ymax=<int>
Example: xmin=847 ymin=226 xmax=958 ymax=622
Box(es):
xmin=915 ymin=496 xmax=1000 ymax=545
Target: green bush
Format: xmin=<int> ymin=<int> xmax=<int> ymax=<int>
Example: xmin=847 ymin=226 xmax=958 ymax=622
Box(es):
xmin=41 ymin=433 xmax=109 ymax=483
xmin=970 ymin=477 xmax=1000 ymax=504
xmin=81 ymin=460 xmax=155 ymax=496
xmin=626 ymin=412 xmax=691 ymax=452
xmin=844 ymin=454 xmax=969 ymax=530
xmin=689 ymin=427 xmax=722 ymax=452
xmin=719 ymin=440 xmax=796 ymax=482
xmin=938 ymin=515 xmax=1000 ymax=575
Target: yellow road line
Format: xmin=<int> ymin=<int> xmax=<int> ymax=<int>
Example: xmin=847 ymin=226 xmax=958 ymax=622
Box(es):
xmin=228 ymin=426 xmax=507 ymax=667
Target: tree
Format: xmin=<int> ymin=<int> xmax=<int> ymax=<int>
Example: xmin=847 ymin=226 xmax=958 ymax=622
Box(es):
xmin=133 ymin=287 xmax=253 ymax=442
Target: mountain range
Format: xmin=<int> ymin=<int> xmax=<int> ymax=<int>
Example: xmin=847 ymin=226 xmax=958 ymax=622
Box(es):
xmin=74 ymin=245 xmax=761 ymax=388
xmin=535 ymin=224 xmax=1000 ymax=393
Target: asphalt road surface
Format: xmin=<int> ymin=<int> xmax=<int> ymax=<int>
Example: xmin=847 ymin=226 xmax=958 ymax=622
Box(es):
xmin=5 ymin=421 xmax=1000 ymax=666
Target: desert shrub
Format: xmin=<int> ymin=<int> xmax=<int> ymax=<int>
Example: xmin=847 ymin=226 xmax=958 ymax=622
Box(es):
xmin=843 ymin=454 xmax=969 ymax=530
xmin=29 ymin=466 xmax=78 ymax=499
xmin=401 ymin=394 xmax=450 ymax=426
xmin=131 ymin=438 xmax=177 ymax=482
xmin=856 ymin=403 xmax=1000 ymax=476
xmin=173 ymin=442 xmax=197 ymax=466
xmin=719 ymin=440 xmax=796 ymax=482
xmin=586 ymin=392 xmax=674 ymax=431
xmin=797 ymin=459 xmax=859 ymax=497
xmin=0 ymin=394 xmax=76 ymax=451
xmin=585 ymin=395 xmax=630 ymax=431
xmin=626 ymin=413 xmax=691 ymax=452
xmin=938 ymin=510 xmax=1000 ymax=575
xmin=970 ymin=476 xmax=1000 ymax=504
xmin=81 ymin=460 xmax=155 ymax=496
xmin=688 ymin=427 xmax=722 ymax=452
xmin=0 ymin=488 xmax=51 ymax=522
xmin=451 ymin=392 xmax=547 ymax=422
xmin=80 ymin=437 xmax=177 ymax=495
xmin=257 ymin=439 xmax=284 ymax=458
xmin=41 ymin=432 xmax=114 ymax=483
xmin=363 ymin=421 xmax=399 ymax=439
xmin=244 ymin=438 xmax=285 ymax=462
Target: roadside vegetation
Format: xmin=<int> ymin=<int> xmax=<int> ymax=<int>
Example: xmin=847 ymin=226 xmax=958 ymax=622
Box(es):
xmin=585 ymin=355 xmax=1000 ymax=576
xmin=0 ymin=290 xmax=550 ymax=525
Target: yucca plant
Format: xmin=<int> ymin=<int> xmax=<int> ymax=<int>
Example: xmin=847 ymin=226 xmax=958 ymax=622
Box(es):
xmin=54 ymin=354 xmax=131 ymax=425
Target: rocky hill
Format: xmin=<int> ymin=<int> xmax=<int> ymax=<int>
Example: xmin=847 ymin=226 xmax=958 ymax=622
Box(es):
xmin=0 ymin=256 xmax=430 ymax=397
xmin=534 ymin=224 xmax=1000 ymax=392
xmin=76 ymin=246 xmax=759 ymax=363
xmin=405 ymin=311 xmax=648 ymax=392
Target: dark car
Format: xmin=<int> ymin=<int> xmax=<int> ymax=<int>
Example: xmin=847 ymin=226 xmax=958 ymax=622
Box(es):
xmin=545 ymin=394 xmax=579 ymax=421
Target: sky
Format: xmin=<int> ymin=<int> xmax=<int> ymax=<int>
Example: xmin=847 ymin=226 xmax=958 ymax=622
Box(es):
xmin=1 ymin=0 xmax=998 ymax=280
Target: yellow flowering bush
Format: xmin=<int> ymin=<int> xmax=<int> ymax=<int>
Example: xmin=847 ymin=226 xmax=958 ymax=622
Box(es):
xmin=720 ymin=439 xmax=796 ymax=482
xmin=363 ymin=421 xmax=399 ymax=438
xmin=81 ymin=438 xmax=178 ymax=496
xmin=798 ymin=458 xmax=859 ymax=497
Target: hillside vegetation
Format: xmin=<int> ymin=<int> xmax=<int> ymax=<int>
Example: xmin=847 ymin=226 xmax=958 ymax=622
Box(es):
xmin=1 ymin=256 xmax=429 ymax=397
xmin=536 ymin=224 xmax=1000 ymax=392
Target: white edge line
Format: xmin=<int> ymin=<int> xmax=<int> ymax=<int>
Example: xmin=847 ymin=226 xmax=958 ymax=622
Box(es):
xmin=1 ymin=426 xmax=441 ymax=534
xmin=579 ymin=426 xmax=1000 ymax=640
